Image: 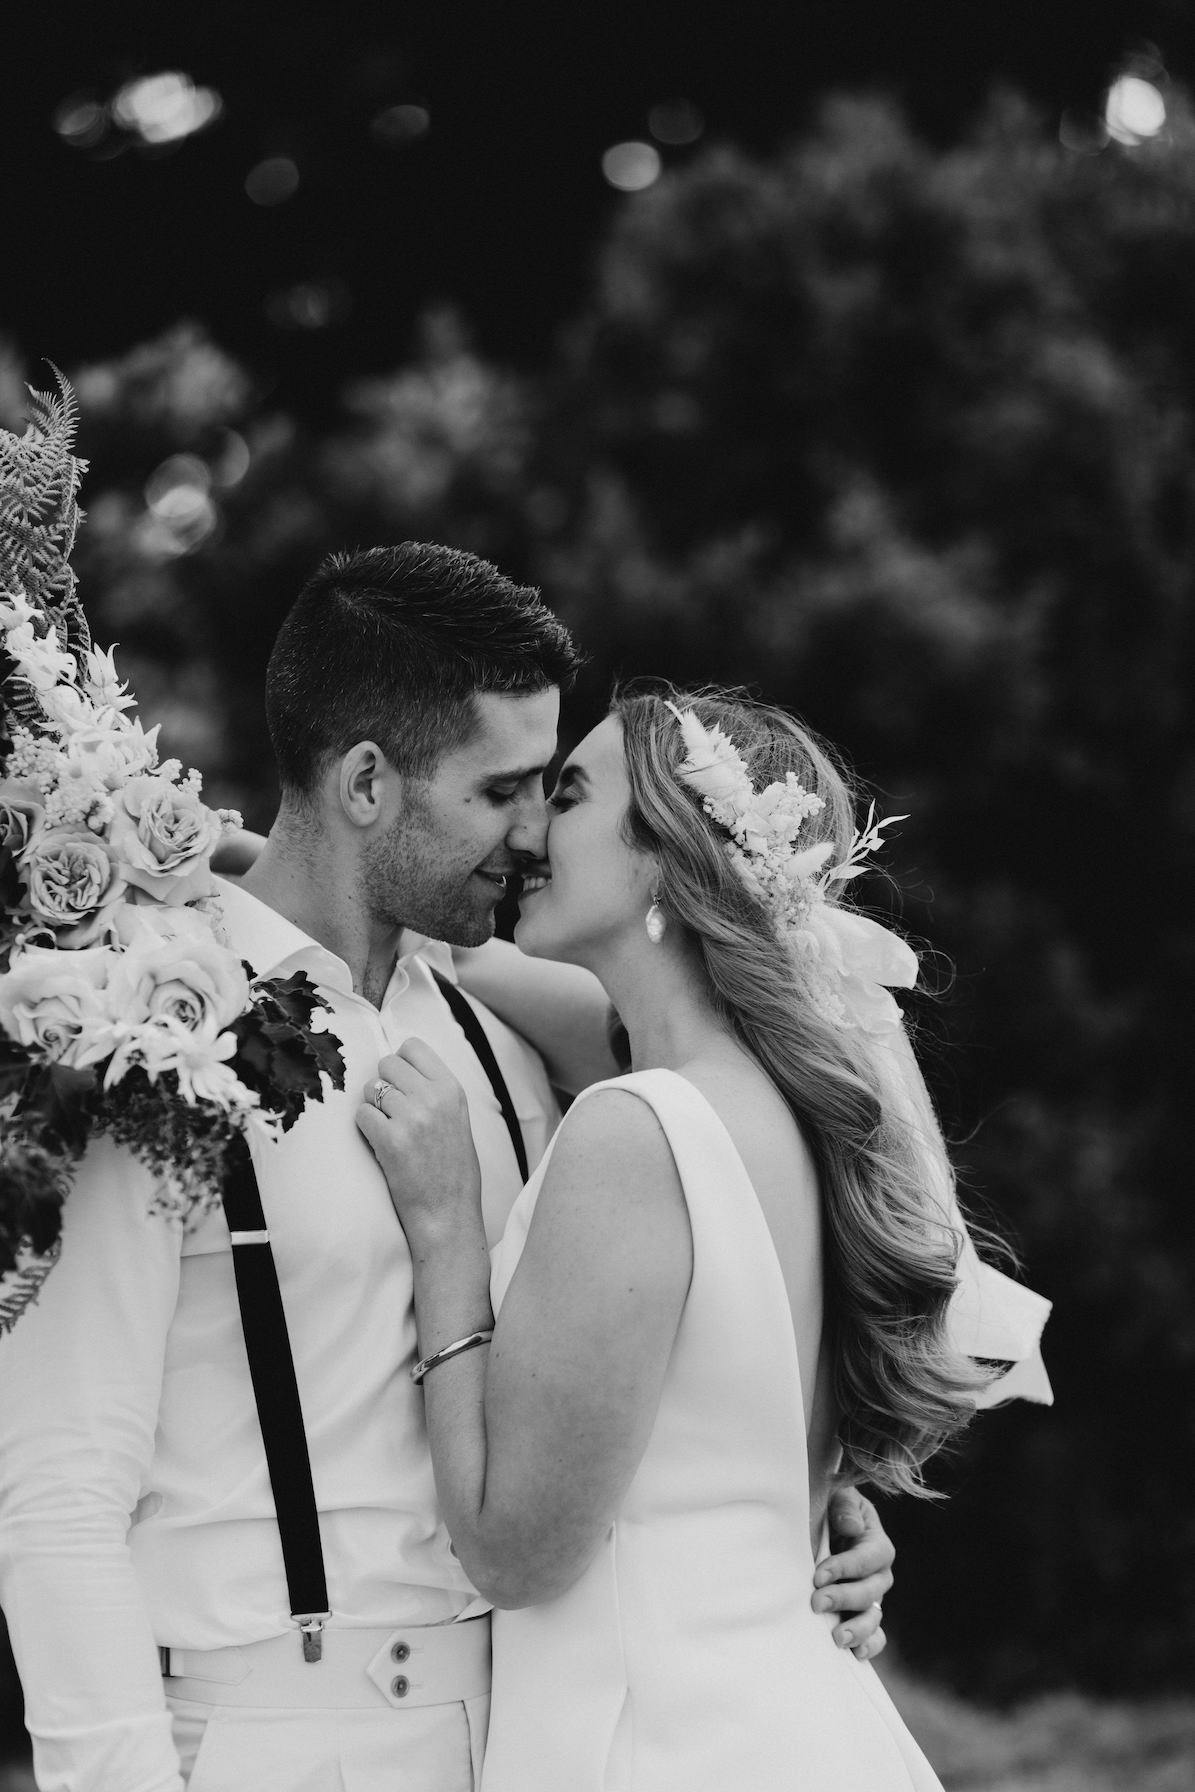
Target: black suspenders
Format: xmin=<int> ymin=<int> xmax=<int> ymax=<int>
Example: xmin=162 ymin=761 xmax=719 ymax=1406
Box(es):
xmin=215 ymin=974 xmax=529 ymax=1663
xmin=430 ymin=970 xmax=530 ymax=1182
xmin=220 ymin=1135 xmax=331 ymax=1661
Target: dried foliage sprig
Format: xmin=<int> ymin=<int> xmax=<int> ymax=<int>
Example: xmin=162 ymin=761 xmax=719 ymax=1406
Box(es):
xmin=0 ymin=369 xmax=345 ymax=1328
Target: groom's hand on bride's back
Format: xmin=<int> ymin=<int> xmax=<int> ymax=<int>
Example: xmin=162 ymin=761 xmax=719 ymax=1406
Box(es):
xmin=811 ymin=1489 xmax=894 ymax=1661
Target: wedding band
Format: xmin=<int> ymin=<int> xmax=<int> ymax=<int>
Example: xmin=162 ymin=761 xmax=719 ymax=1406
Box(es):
xmin=371 ymin=1079 xmax=391 ymax=1113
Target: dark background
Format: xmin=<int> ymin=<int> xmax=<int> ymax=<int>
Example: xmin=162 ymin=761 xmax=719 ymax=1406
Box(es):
xmin=2 ymin=0 xmax=1195 ymax=1771
xmin=3 ymin=2 xmax=1191 ymax=390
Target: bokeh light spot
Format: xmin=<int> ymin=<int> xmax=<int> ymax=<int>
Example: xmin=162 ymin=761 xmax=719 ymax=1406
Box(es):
xmin=601 ymin=141 xmax=662 ymax=192
xmin=1104 ymin=75 xmax=1166 ymax=145
xmin=264 ymin=278 xmax=353 ymax=331
xmin=52 ymin=94 xmax=108 ymax=150
xmin=245 ymin=156 xmax=301 ymax=206
xmin=140 ymin=455 xmax=217 ymax=556
xmin=648 ymin=99 xmax=704 ymax=146
xmin=371 ymin=104 xmax=431 ymax=145
xmin=211 ymin=429 xmax=251 ymax=487
xmin=1058 ymin=111 xmax=1109 ymax=155
xmin=111 ymin=72 xmax=222 ymax=146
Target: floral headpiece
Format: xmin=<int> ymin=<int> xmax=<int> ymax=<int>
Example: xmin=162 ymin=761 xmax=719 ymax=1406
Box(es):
xmin=0 ymin=373 xmax=346 ymax=1329
xmin=666 ymin=702 xmax=917 ymax=1034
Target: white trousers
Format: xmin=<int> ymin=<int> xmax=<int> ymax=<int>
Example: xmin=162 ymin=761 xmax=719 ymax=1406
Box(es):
xmin=163 ymin=1620 xmax=491 ymax=1792
xmin=170 ymin=1693 xmax=490 ymax=1792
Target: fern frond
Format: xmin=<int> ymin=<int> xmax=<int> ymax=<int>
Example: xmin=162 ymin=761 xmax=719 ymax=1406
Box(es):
xmin=0 ymin=363 xmax=91 ymax=688
xmin=0 ymin=1239 xmax=62 ymax=1335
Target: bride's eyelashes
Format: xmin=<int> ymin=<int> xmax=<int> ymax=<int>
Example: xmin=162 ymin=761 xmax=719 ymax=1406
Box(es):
xmin=546 ymin=790 xmax=577 ymax=812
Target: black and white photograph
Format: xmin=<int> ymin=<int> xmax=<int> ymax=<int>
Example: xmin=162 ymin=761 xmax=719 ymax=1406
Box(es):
xmin=0 ymin=5 xmax=1192 ymax=1788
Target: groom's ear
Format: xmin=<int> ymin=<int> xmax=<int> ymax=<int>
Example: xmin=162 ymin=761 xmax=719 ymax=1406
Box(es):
xmin=338 ymin=741 xmax=396 ymax=828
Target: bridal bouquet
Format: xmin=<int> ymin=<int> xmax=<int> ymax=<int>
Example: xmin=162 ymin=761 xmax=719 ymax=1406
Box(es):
xmin=0 ymin=372 xmax=344 ymax=1328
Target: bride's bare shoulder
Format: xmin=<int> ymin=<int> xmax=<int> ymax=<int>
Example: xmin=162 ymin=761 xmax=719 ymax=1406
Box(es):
xmin=553 ymin=1081 xmax=673 ymax=1169
xmin=531 ymin=1084 xmax=691 ymax=1275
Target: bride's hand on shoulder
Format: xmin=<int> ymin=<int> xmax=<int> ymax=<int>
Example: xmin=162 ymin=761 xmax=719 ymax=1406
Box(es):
xmin=356 ymin=1041 xmax=483 ymax=1242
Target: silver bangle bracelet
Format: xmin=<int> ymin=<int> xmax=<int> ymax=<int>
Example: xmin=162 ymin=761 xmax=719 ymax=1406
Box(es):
xmin=410 ymin=1328 xmax=494 ymax=1385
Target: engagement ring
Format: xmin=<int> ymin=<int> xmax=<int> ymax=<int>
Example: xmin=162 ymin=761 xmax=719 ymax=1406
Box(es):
xmin=371 ymin=1079 xmax=391 ymax=1113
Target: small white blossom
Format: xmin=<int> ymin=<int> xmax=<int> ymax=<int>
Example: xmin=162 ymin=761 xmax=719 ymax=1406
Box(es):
xmin=39 ymin=682 xmax=99 ymax=736
xmin=82 ymin=644 xmax=138 ymax=715
xmin=100 ymin=1012 xmax=244 ymax=1108
xmin=0 ymin=591 xmax=37 ymax=632
xmin=61 ymin=719 xmax=161 ymax=789
xmin=664 ymin=704 xmax=916 ymax=1034
xmin=6 ymin=620 xmax=77 ymax=694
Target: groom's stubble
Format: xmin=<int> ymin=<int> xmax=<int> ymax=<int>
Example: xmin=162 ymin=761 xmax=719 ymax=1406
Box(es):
xmin=359 ymin=781 xmax=506 ymax=949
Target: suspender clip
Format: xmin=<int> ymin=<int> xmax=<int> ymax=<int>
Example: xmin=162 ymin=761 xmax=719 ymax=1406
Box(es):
xmin=295 ymin=1611 xmax=332 ymax=1662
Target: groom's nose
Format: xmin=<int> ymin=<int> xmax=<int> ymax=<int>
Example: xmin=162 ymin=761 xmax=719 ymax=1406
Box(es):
xmin=505 ymin=787 xmax=549 ymax=859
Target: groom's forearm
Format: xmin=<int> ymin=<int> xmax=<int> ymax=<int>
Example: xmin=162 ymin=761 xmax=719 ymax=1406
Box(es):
xmin=0 ymin=1540 xmax=184 ymax=1792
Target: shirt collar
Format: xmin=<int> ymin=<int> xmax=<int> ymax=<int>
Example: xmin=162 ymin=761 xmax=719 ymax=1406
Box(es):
xmin=212 ymin=877 xmax=448 ymax=1003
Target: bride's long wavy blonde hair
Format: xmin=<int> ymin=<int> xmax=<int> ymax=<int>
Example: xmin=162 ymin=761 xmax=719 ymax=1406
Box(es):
xmin=613 ymin=681 xmax=990 ymax=1498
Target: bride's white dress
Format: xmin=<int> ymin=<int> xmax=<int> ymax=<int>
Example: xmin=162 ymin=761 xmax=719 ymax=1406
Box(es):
xmin=482 ymin=1069 xmax=945 ymax=1792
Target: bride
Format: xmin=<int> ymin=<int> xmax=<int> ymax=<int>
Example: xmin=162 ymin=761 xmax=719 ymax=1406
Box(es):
xmin=356 ymin=682 xmax=1024 ymax=1791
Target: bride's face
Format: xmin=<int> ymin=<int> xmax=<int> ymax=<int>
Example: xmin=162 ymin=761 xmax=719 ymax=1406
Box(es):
xmin=514 ymin=714 xmax=655 ymax=970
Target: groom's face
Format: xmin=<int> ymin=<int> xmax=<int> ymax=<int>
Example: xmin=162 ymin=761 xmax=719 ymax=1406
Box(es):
xmin=363 ymin=687 xmax=559 ymax=946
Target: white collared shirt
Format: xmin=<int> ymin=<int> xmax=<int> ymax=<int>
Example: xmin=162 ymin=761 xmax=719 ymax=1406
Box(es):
xmin=0 ymin=879 xmax=559 ymax=1791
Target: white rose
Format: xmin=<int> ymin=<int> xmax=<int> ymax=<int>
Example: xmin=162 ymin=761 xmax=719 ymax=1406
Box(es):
xmin=0 ymin=778 xmax=45 ymax=860
xmin=105 ymin=929 xmax=250 ymax=1038
xmin=108 ymin=774 xmax=222 ymax=906
xmin=0 ymin=944 xmax=112 ymax=1066
xmin=20 ymin=825 xmax=127 ymax=946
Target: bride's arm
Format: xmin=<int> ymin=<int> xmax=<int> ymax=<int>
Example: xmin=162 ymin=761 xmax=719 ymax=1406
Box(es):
xmin=359 ymin=1040 xmax=893 ymax=1650
xmin=357 ymin=1046 xmax=690 ymax=1607
xmin=452 ymin=939 xmax=621 ymax=1093
xmin=210 ymin=827 xmax=268 ymax=877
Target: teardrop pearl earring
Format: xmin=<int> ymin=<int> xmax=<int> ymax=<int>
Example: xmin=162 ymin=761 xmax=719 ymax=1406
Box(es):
xmin=645 ymin=902 xmax=667 ymax=944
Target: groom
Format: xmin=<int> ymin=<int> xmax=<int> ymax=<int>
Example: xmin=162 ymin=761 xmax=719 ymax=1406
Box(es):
xmin=0 ymin=542 xmax=894 ymax=1792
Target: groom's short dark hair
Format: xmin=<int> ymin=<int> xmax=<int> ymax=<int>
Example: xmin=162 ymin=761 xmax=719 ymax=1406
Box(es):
xmin=266 ymin=542 xmax=582 ymax=795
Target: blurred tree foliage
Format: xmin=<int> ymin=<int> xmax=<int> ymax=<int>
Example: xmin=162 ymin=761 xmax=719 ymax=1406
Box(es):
xmin=533 ymin=91 xmax=1195 ymax=1698
xmin=23 ymin=89 xmax=1195 ymax=1699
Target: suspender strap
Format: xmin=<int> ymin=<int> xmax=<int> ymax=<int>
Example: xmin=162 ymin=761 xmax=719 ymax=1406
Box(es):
xmin=221 ymin=1135 xmax=330 ymax=1661
xmin=431 ymin=970 xmax=530 ymax=1183
xmin=213 ymin=976 xmax=523 ymax=1666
